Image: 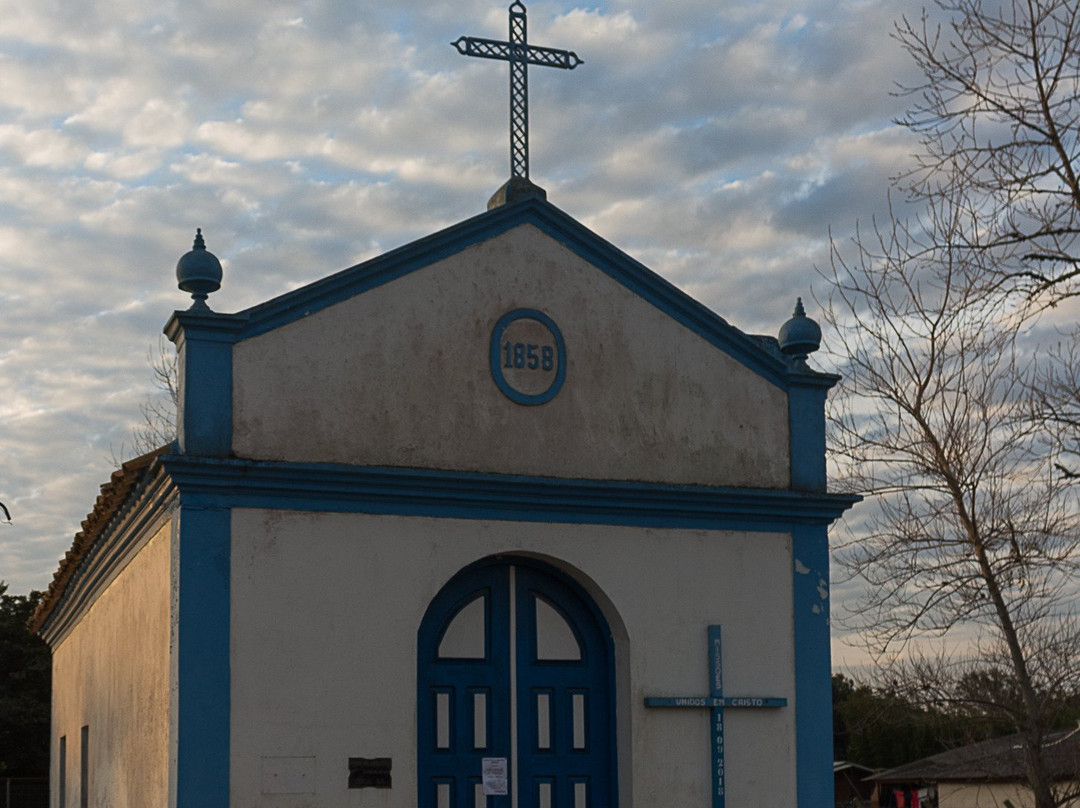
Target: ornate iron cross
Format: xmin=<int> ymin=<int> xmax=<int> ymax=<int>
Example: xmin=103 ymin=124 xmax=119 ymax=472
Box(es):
xmin=453 ymin=2 xmax=582 ymax=180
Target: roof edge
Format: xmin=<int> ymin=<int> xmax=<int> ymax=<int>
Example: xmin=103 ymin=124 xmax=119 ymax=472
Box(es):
xmin=30 ymin=445 xmax=170 ymax=637
xmin=164 ymin=198 xmax=809 ymax=389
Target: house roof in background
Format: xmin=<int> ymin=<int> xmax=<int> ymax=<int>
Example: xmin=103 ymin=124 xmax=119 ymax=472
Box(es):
xmin=834 ymin=761 xmax=878 ymax=775
xmin=871 ymin=729 xmax=1080 ymax=784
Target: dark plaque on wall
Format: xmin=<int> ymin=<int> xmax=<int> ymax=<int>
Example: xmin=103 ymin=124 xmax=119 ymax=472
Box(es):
xmin=348 ymin=757 xmax=392 ymax=789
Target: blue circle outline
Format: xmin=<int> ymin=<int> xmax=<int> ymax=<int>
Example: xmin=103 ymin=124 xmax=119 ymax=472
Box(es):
xmin=489 ymin=308 xmax=566 ymax=406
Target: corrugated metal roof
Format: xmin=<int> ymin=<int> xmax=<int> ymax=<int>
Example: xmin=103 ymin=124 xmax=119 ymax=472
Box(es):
xmin=834 ymin=760 xmax=878 ymax=775
xmin=870 ymin=729 xmax=1080 ymax=783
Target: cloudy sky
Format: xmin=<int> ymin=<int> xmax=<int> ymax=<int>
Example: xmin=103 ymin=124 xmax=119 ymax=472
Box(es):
xmin=1 ymin=0 xmax=923 ymax=661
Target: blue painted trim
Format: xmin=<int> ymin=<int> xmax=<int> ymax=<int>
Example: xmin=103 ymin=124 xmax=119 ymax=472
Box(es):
xmin=522 ymin=205 xmax=793 ymax=389
xmin=791 ymin=523 xmax=833 ymax=808
xmin=709 ymin=625 xmax=726 ymax=808
xmin=166 ymin=310 xmax=240 ymax=456
xmin=788 ymin=379 xmax=830 ymax=492
xmin=489 ymin=308 xmax=567 ymax=405
xmin=174 ymin=506 xmax=230 ymax=808
xmin=160 ymin=456 xmax=859 ymax=529
xmin=176 ymin=198 xmax=829 ymax=390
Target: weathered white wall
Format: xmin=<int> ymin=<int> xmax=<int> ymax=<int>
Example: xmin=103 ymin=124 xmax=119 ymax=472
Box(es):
xmin=229 ymin=509 xmax=796 ymax=808
xmin=232 ymin=224 xmax=790 ymax=488
xmin=50 ymin=522 xmax=172 ymax=808
xmin=939 ymin=782 xmax=1080 ymax=808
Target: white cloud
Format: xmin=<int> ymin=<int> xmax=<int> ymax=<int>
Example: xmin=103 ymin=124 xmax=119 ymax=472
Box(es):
xmin=0 ymin=0 xmax=926 ymax=659
xmin=83 ymin=148 xmax=163 ymax=179
xmin=0 ymin=124 xmax=87 ymax=167
xmin=124 ymin=98 xmax=190 ymax=148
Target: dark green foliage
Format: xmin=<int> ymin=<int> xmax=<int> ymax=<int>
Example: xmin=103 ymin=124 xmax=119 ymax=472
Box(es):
xmin=0 ymin=582 xmax=51 ymax=776
xmin=833 ymin=672 xmax=1080 ymax=770
xmin=833 ymin=674 xmax=949 ymax=769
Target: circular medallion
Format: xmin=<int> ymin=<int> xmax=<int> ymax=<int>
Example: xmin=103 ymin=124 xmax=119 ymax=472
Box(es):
xmin=489 ymin=308 xmax=566 ymax=405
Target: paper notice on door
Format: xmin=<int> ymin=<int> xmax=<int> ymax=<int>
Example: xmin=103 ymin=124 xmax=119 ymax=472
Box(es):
xmin=481 ymin=757 xmax=508 ymax=795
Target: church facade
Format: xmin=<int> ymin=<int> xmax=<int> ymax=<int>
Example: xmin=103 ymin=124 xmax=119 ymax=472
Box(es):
xmin=32 ymin=195 xmax=856 ymax=807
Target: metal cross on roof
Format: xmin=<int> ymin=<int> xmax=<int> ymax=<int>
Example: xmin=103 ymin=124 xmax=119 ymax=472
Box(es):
xmin=453 ymin=1 xmax=582 ymax=181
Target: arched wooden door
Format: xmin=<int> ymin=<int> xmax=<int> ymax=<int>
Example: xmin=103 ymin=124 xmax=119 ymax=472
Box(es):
xmin=418 ymin=557 xmax=616 ymax=808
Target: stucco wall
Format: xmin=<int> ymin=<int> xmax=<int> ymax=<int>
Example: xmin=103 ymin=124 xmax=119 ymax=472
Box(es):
xmin=939 ymin=782 xmax=1080 ymax=808
xmin=50 ymin=520 xmax=172 ymax=808
xmin=231 ymin=224 xmax=790 ymax=488
xmin=229 ymin=508 xmax=796 ymax=808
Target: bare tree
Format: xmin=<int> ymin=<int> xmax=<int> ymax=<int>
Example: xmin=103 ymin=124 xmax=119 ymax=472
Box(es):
xmin=885 ymin=0 xmax=1080 ymax=474
xmin=110 ymin=337 xmax=179 ymax=466
xmin=1031 ymin=336 xmax=1080 ymax=477
xmin=895 ymin=0 xmax=1080 ymax=304
xmin=824 ymin=195 xmax=1080 ymax=805
xmin=824 ymin=3 xmax=1080 ymax=799
xmin=133 ymin=335 xmax=179 ymax=453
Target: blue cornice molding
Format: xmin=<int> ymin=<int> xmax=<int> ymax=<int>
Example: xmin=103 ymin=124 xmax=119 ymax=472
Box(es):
xmin=160 ymin=455 xmax=859 ymax=528
xmin=163 ymin=307 xmax=248 ymax=344
xmin=38 ymin=452 xmax=859 ymax=644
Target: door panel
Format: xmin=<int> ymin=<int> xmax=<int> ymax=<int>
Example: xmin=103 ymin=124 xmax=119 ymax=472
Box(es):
xmin=418 ymin=558 xmax=615 ymax=807
xmin=420 ymin=573 xmax=512 ymax=808
xmin=514 ymin=564 xmax=613 ymax=807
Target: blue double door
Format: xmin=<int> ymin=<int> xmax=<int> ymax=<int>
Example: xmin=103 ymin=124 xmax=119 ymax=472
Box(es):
xmin=418 ymin=558 xmax=616 ymax=808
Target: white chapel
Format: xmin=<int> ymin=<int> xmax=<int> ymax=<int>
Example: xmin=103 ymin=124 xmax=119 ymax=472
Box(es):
xmin=31 ymin=4 xmax=857 ymax=805
xmin=32 ymin=184 xmax=856 ymax=807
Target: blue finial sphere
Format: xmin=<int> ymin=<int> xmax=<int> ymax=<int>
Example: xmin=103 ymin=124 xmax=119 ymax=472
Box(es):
xmin=176 ymin=228 xmax=222 ymax=309
xmin=778 ymin=297 xmax=821 ymax=361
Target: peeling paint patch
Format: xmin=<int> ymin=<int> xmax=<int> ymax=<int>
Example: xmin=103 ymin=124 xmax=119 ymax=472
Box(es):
xmin=795 ymin=559 xmax=810 ymax=575
xmin=811 ymin=604 xmax=821 ymax=614
xmin=817 ymin=579 xmax=828 ymax=600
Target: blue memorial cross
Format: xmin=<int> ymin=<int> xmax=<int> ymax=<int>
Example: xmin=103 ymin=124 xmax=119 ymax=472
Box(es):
xmin=453 ymin=2 xmax=582 ymax=181
xmin=644 ymin=626 xmax=787 ymax=808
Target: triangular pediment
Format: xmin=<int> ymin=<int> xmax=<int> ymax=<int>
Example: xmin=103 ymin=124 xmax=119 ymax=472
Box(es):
xmin=183 ymin=199 xmax=801 ymax=488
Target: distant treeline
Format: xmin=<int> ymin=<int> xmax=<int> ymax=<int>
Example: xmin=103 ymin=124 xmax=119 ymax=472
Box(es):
xmin=0 ymin=585 xmax=50 ymax=777
xmin=833 ymin=672 xmax=1080 ymax=769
